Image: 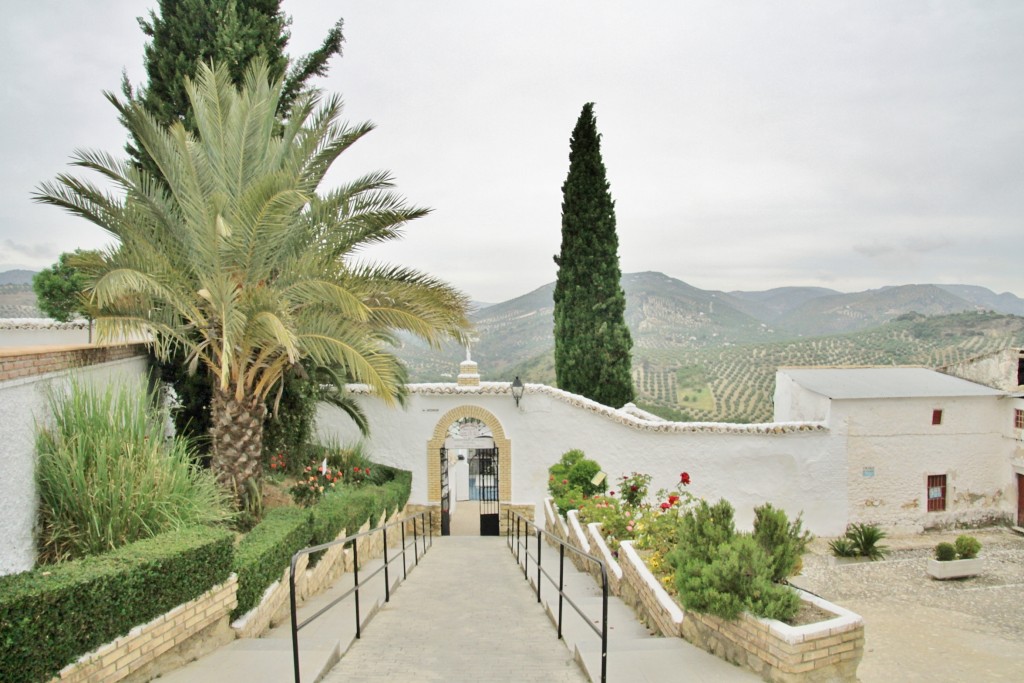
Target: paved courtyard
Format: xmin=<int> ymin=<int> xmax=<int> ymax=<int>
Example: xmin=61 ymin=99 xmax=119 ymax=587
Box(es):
xmin=791 ymin=527 xmax=1024 ymax=682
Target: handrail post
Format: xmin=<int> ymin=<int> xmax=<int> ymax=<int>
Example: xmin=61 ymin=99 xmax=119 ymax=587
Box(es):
xmin=413 ymin=516 xmax=420 ymax=565
xmin=401 ymin=519 xmax=408 ymax=580
xmin=536 ymin=528 xmax=542 ymax=603
xmin=383 ymin=526 xmax=390 ymax=603
xmin=557 ymin=543 xmax=565 ymax=640
xmin=423 ymin=512 xmax=429 ymax=555
xmin=601 ymin=564 xmax=609 ymax=683
xmin=536 ymin=528 xmax=544 ymax=602
xmin=523 ymin=521 xmax=530 ymax=579
xmin=289 ymin=556 xmax=301 ymax=683
xmin=353 ymin=540 xmax=361 ymax=639
xmin=429 ymin=511 xmax=433 ymax=547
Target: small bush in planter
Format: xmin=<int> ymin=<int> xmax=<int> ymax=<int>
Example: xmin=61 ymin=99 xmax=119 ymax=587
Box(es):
xmin=934 ymin=542 xmax=957 ymax=561
xmin=828 ymin=537 xmax=858 ymax=558
xmin=954 ymin=535 xmax=981 ymax=559
xmin=667 ymin=498 xmax=800 ymax=622
xmin=752 ymin=503 xmax=812 ymax=582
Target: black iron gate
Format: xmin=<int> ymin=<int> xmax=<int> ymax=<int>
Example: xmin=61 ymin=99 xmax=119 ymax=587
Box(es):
xmin=440 ymin=447 xmax=450 ymax=536
xmin=473 ymin=447 xmax=499 ymax=535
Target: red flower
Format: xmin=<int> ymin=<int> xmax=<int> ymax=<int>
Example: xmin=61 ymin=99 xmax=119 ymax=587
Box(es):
xmin=668 ymin=495 xmax=680 ymax=505
xmin=630 ymin=485 xmax=638 ymax=492
xmin=680 ymin=472 xmax=691 ymax=485
xmin=562 ymin=479 xmax=568 ymax=485
xmin=608 ymin=490 xmax=615 ymax=496
xmin=660 ymin=502 xmax=671 ymax=510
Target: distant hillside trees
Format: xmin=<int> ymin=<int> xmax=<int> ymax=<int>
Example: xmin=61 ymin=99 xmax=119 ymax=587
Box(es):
xmin=553 ymin=103 xmax=634 ymax=407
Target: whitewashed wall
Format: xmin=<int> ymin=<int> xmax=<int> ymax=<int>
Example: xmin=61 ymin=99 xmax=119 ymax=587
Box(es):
xmin=0 ymin=355 xmax=150 ymax=575
xmin=316 ymin=383 xmax=845 ymax=535
xmin=837 ymin=396 xmax=1014 ymax=532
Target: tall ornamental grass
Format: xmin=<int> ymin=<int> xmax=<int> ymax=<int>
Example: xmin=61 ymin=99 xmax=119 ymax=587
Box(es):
xmin=35 ymin=378 xmax=233 ymax=563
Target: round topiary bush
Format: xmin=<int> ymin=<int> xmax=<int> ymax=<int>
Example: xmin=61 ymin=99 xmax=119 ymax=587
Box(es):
xmin=934 ymin=542 xmax=957 ymax=562
xmin=954 ymin=535 xmax=981 ymax=559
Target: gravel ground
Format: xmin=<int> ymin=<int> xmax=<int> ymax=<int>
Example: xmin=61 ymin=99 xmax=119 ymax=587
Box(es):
xmin=789 ymin=527 xmax=1024 ymax=682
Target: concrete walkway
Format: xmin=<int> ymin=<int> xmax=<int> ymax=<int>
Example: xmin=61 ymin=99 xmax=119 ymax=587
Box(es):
xmin=161 ymin=533 xmax=759 ymax=682
xmin=321 ymin=536 xmax=587 ymax=682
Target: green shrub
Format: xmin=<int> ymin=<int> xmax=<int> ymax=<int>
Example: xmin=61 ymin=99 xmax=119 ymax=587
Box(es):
xmin=672 ymin=532 xmax=800 ymax=622
xmin=35 ymin=378 xmax=234 ymax=563
xmin=752 ymin=503 xmax=812 ymax=582
xmin=549 ymin=450 xmax=604 ymax=515
xmin=954 ymin=535 xmax=981 ymax=560
xmin=844 ymin=523 xmax=888 ymax=560
xmin=934 ymin=542 xmax=957 ymax=561
xmin=828 ymin=537 xmax=858 ymax=557
xmin=0 ymin=526 xmax=232 ymax=683
xmin=829 ymin=523 xmax=888 ymax=560
xmin=231 ymin=507 xmax=312 ymax=618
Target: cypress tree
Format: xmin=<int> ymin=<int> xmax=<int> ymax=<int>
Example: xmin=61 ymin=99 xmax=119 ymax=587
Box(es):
xmin=553 ymin=103 xmax=634 ymax=407
xmin=120 ymin=0 xmax=345 ymax=175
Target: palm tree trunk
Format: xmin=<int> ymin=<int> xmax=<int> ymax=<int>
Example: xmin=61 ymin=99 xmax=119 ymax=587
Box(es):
xmin=210 ymin=387 xmax=267 ymax=511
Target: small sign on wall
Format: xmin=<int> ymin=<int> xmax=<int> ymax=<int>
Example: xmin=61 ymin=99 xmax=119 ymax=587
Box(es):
xmin=862 ymin=467 xmax=875 ymax=478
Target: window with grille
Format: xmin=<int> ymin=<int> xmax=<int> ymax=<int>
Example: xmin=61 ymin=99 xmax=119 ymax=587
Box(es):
xmin=1015 ymin=409 xmax=1024 ymax=430
xmin=932 ymin=409 xmax=943 ymax=425
xmin=927 ymin=474 xmax=947 ymax=512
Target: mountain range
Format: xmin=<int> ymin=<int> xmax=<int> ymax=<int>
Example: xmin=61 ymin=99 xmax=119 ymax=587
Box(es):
xmin=4 ymin=267 xmax=1022 ymax=421
xmin=396 ymin=271 xmax=1024 ymax=377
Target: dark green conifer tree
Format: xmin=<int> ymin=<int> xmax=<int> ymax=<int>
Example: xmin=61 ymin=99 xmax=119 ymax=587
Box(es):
xmin=553 ymin=103 xmax=634 ymax=407
xmin=120 ymin=0 xmax=344 ymax=175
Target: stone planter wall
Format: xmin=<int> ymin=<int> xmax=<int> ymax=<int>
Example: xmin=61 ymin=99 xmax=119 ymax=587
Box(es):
xmin=54 ymin=576 xmax=237 ymax=683
xmin=584 ymin=522 xmax=622 ymax=597
xmin=544 ymin=498 xmax=865 ymax=683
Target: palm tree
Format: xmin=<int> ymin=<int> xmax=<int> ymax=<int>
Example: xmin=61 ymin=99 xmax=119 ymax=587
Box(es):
xmin=36 ymin=61 xmax=470 ymax=509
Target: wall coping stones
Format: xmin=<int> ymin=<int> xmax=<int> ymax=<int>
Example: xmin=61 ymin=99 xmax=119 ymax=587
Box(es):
xmin=345 ymin=381 xmax=828 ymax=435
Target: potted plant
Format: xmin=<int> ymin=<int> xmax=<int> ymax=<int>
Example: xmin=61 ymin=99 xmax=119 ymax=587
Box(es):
xmin=927 ymin=535 xmax=983 ymax=580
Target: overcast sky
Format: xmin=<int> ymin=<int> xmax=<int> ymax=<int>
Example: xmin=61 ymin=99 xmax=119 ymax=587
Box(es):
xmin=3 ymin=1 xmax=1022 ymax=302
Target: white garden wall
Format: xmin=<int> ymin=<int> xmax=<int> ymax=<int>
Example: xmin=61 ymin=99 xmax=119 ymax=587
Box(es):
xmin=316 ymin=383 xmax=845 ymax=535
xmin=0 ymin=344 xmax=149 ymax=576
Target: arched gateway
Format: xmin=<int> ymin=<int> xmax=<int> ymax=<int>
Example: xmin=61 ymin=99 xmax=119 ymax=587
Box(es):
xmin=426 ymin=405 xmax=512 ymax=536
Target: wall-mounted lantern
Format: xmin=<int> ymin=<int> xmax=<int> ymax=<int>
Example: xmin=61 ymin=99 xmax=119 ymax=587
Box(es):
xmin=511 ymin=376 xmax=525 ymax=407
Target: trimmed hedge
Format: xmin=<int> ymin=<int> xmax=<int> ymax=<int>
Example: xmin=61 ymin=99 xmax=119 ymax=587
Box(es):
xmin=311 ymin=472 xmax=413 ymax=547
xmin=231 ymin=507 xmax=313 ymax=619
xmin=0 ymin=526 xmax=233 ymax=683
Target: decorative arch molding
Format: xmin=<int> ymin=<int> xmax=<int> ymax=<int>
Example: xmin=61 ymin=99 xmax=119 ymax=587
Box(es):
xmin=427 ymin=405 xmax=512 ymax=502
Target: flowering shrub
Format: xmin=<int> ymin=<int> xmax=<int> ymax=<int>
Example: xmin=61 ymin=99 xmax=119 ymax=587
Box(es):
xmin=348 ymin=465 xmax=373 ymax=488
xmin=290 ymin=460 xmax=343 ymax=507
xmin=267 ymin=452 xmax=287 ymax=476
xmin=616 ymin=472 xmax=651 ymax=507
xmin=548 ymin=449 xmax=604 ymax=517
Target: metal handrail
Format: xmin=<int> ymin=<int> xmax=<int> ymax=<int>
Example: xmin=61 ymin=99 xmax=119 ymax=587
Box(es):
xmin=289 ymin=510 xmax=434 ymax=683
xmin=506 ymin=509 xmax=609 ymax=683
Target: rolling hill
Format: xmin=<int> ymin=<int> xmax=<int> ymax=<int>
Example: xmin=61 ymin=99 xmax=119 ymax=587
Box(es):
xmin=391 ymin=272 xmax=1024 ymax=422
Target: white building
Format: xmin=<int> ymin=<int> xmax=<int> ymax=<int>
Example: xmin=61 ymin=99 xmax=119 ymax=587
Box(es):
xmin=319 ymin=352 xmax=1024 ymax=537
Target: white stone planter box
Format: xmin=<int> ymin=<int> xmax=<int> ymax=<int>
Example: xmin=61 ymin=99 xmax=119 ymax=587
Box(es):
xmin=927 ymin=557 xmax=984 ymax=580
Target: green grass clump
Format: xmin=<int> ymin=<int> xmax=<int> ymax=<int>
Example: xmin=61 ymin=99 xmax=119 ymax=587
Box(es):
xmin=35 ymin=377 xmax=233 ymax=563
